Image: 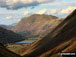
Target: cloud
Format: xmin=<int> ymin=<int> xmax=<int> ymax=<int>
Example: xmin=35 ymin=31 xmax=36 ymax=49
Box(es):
xmin=36 ymin=9 xmax=47 ymax=14
xmin=6 ymin=16 xmax=12 ymax=19
xmin=36 ymin=9 xmax=57 ymax=14
xmin=24 ymin=10 xmax=30 ymax=15
xmin=35 ymin=6 xmax=76 ymax=17
xmin=0 ymin=0 xmax=55 ymax=10
xmin=48 ymin=9 xmax=57 ymax=14
xmin=60 ymin=6 xmax=76 ymax=14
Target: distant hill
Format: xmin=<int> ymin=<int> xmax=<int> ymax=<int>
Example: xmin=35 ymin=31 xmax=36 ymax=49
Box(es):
xmin=0 ymin=25 xmax=14 ymax=30
xmin=21 ymin=9 xmax=76 ymax=57
xmin=13 ymin=14 xmax=63 ymax=39
xmin=0 ymin=27 xmax=24 ymax=44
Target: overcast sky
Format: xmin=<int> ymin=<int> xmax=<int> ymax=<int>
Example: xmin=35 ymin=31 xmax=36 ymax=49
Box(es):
xmin=0 ymin=0 xmax=76 ymax=25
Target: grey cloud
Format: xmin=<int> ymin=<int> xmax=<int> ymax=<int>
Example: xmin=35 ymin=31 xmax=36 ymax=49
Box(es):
xmin=0 ymin=0 xmax=55 ymax=10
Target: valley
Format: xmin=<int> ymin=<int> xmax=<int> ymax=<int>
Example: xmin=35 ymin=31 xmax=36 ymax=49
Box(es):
xmin=0 ymin=3 xmax=75 ymax=57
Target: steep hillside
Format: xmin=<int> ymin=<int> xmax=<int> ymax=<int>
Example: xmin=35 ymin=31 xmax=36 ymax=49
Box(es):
xmin=0 ymin=27 xmax=24 ymax=44
xmin=13 ymin=14 xmax=63 ymax=39
xmin=0 ymin=43 xmax=21 ymax=57
xmin=21 ymin=9 xmax=76 ymax=57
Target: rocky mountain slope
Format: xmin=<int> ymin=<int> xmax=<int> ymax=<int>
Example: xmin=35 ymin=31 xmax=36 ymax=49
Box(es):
xmin=13 ymin=14 xmax=63 ymax=39
xmin=0 ymin=27 xmax=24 ymax=44
xmin=21 ymin=9 xmax=76 ymax=57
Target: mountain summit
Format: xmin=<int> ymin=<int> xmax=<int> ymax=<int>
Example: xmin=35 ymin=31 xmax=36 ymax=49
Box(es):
xmin=13 ymin=14 xmax=62 ymax=40
xmin=13 ymin=14 xmax=58 ymax=32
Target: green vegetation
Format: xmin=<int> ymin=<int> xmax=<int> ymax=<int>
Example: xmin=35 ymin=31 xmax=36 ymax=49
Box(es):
xmin=17 ymin=30 xmax=43 ymax=42
xmin=6 ymin=44 xmax=28 ymax=54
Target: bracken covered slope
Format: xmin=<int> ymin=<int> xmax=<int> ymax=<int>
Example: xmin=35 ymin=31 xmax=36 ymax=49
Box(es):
xmin=21 ymin=9 xmax=76 ymax=57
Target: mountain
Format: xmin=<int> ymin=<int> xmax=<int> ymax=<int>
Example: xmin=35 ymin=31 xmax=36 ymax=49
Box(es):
xmin=0 ymin=43 xmax=21 ymax=57
xmin=0 ymin=9 xmax=76 ymax=57
xmin=0 ymin=25 xmax=14 ymax=30
xmin=13 ymin=14 xmax=63 ymax=39
xmin=0 ymin=27 xmax=24 ymax=44
xmin=21 ymin=9 xmax=76 ymax=57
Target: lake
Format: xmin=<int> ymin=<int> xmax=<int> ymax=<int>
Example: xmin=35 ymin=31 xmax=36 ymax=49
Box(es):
xmin=16 ymin=41 xmax=33 ymax=44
